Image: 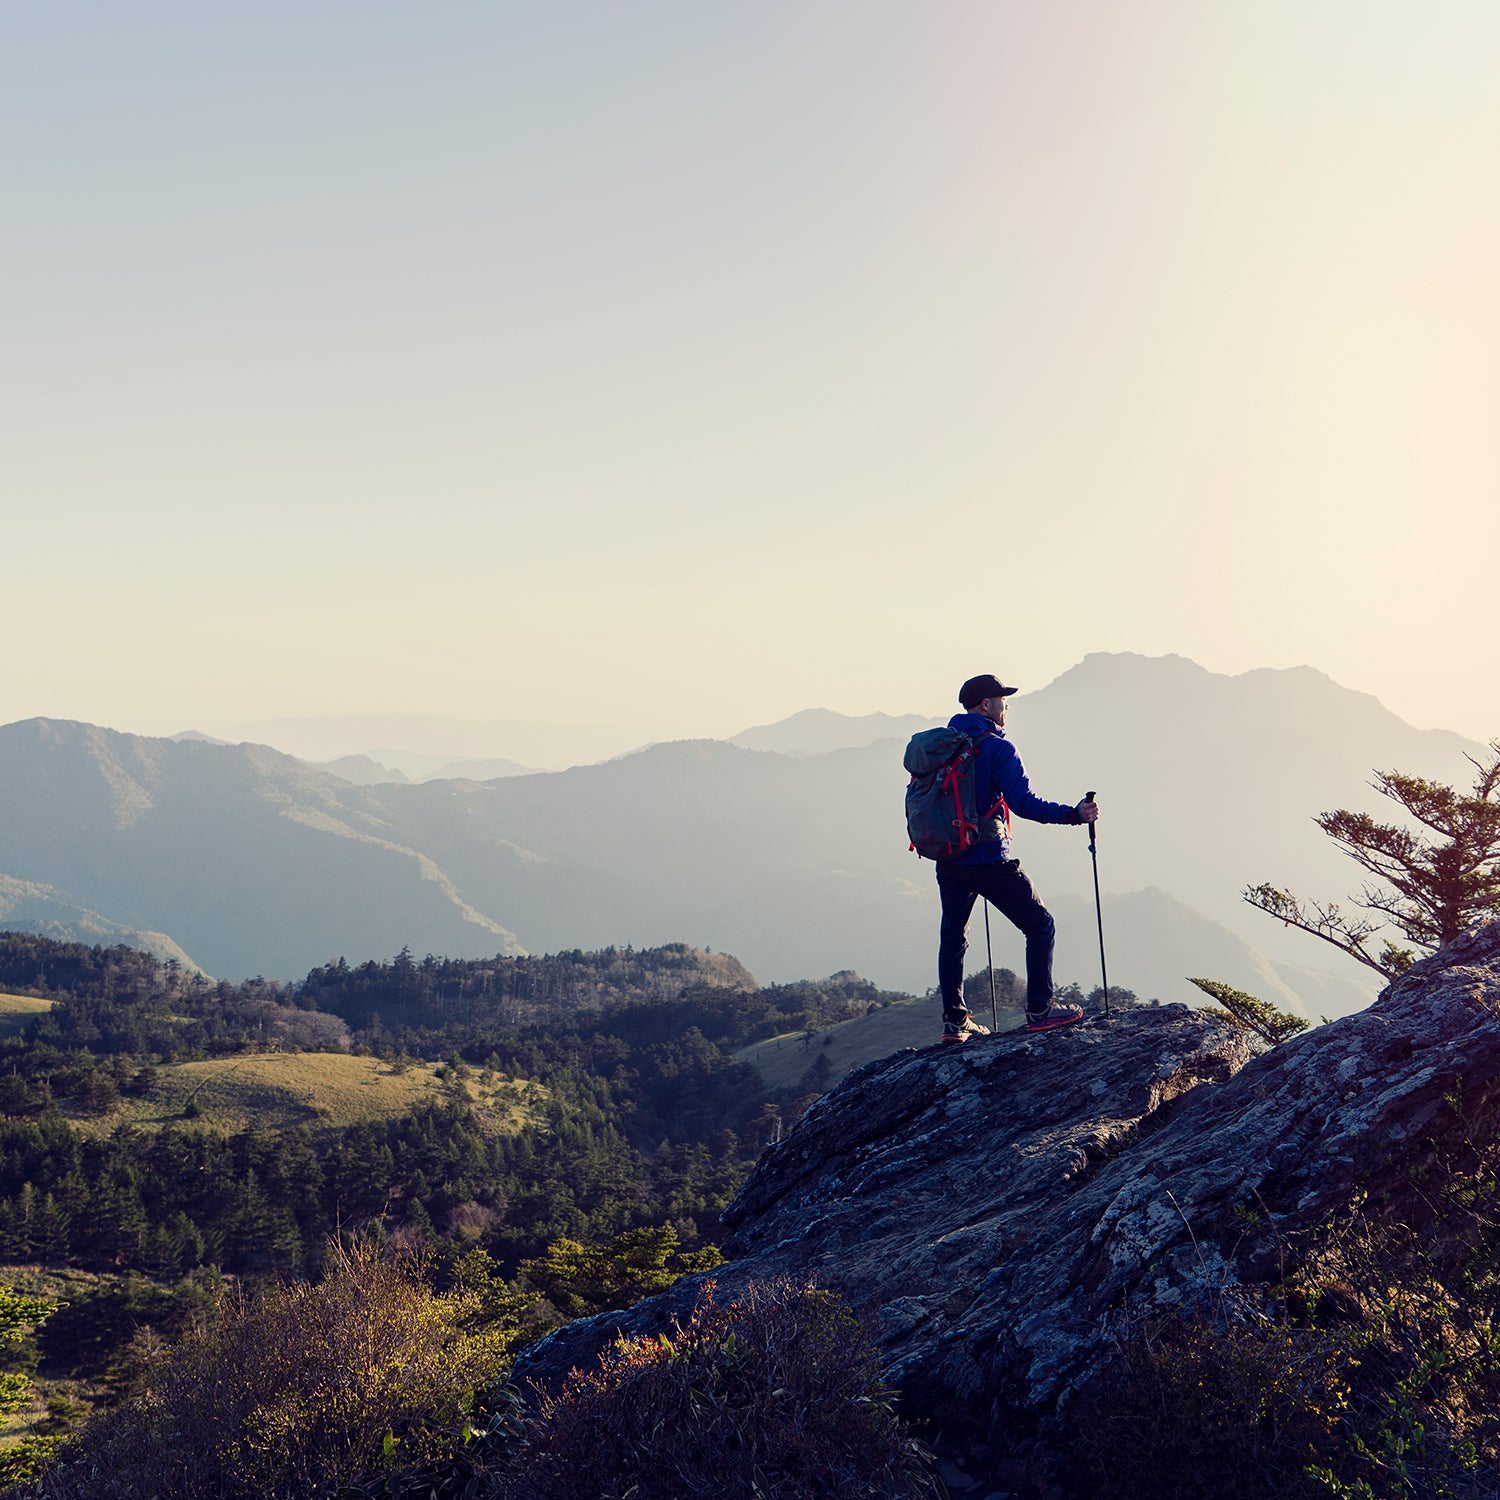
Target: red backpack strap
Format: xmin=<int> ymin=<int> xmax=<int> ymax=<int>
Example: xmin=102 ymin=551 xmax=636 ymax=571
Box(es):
xmin=985 ymin=794 xmax=1012 ymax=837
xmin=939 ymin=742 xmax=978 ymax=852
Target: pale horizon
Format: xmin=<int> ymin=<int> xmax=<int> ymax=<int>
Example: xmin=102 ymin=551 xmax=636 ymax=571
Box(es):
xmin=7 ymin=4 xmax=1498 ymax=747
xmin=2 ymin=650 xmax=1483 ymax=773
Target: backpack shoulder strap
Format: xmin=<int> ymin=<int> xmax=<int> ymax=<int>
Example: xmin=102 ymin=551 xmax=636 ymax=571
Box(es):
xmin=971 ymin=731 xmax=1012 ymax=835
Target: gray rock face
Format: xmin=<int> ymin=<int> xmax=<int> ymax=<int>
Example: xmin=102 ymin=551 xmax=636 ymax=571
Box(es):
xmin=514 ymin=922 xmax=1500 ymax=1445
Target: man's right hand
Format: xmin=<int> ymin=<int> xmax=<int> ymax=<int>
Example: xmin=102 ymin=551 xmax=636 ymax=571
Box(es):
xmin=1076 ymin=796 xmax=1099 ymax=824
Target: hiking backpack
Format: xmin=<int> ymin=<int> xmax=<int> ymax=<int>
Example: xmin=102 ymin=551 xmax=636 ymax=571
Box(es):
xmin=903 ymin=727 xmax=1010 ymax=860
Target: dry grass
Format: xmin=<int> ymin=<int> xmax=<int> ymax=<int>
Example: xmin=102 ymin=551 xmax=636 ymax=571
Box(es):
xmin=0 ymin=995 xmax=53 ymax=1015
xmin=0 ymin=995 xmax=53 ymax=1041
xmin=62 ymin=1054 xmax=548 ymax=1138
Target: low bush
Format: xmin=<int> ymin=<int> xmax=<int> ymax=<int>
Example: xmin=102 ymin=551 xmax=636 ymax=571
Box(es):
xmin=31 ymin=1241 xmax=514 ymax=1500
xmin=1063 ymin=1309 xmax=1355 ymax=1499
xmin=1186 ymin=977 xmax=1309 ymax=1049
xmin=506 ymin=1277 xmax=940 ymax=1500
xmin=0 ymin=1285 xmax=63 ymax=1487
xmin=1062 ymin=1117 xmax=1500 ymax=1500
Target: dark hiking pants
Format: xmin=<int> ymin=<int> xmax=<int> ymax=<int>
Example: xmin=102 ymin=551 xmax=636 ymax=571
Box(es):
xmin=937 ymin=860 xmax=1056 ymax=1021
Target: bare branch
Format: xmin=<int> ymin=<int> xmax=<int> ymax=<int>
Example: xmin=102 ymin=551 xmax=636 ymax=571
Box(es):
xmin=1242 ymin=884 xmax=1400 ymax=978
xmin=1461 ymin=739 xmax=1500 ymax=800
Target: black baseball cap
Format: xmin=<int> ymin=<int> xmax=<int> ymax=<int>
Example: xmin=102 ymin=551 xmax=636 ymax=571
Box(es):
xmin=959 ymin=673 xmax=1018 ymax=708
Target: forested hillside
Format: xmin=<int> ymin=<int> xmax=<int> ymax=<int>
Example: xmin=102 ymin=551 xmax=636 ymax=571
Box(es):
xmin=0 ymin=930 xmax=911 ymax=1448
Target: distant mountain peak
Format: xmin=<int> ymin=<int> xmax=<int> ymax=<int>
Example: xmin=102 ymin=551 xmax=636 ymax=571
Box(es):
xmin=731 ymin=708 xmax=929 ymax=757
xmin=309 ymin=754 xmax=411 ymax=786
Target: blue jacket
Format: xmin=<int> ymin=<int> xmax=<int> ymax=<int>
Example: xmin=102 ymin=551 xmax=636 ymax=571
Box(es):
xmin=943 ymin=712 xmax=1079 ymax=865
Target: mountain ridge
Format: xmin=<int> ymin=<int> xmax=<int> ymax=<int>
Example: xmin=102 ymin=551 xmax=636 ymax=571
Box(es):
xmin=0 ymin=654 xmax=1482 ymax=999
xmin=730 ymin=707 xmax=932 ymax=757
xmin=0 ymin=718 xmax=525 ymax=977
xmin=0 ymin=873 xmax=202 ymax=970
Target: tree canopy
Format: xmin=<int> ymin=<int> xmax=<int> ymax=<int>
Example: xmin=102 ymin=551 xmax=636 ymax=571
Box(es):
xmin=1246 ymin=740 xmax=1500 ymax=977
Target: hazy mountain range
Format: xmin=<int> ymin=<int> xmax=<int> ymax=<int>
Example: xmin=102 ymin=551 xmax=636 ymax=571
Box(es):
xmin=0 ymin=874 xmax=199 ymax=969
xmin=309 ymin=754 xmax=536 ymax=785
xmin=198 ymin=714 xmax=638 ymax=774
xmin=0 ymin=653 xmax=1482 ymax=1014
xmin=171 ymin=734 xmax=535 ymax=785
xmin=189 ymin=710 xmax=932 ymax=780
xmin=729 ymin=709 xmax=932 ymax=757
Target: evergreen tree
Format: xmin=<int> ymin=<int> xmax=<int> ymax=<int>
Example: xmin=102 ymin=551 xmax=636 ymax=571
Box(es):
xmin=1186 ymin=978 xmax=1309 ymax=1048
xmin=1246 ymin=741 xmax=1500 ymax=977
xmin=0 ymin=1283 xmax=61 ymax=1483
xmin=518 ymin=1225 xmax=722 ymax=1319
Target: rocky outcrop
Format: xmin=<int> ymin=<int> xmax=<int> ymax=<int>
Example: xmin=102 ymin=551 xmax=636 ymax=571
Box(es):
xmin=514 ymin=923 xmax=1500 ymax=1448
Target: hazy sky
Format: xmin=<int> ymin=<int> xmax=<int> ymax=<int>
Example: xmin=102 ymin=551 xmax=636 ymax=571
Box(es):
xmin=6 ymin=2 xmax=1498 ymax=746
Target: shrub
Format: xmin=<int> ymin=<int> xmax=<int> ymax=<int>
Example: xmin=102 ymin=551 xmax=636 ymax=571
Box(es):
xmin=1062 ymin=1116 xmax=1500 ymax=1500
xmin=507 ymin=1277 xmax=940 ymax=1499
xmin=1187 ymin=978 xmax=1309 ymax=1048
xmin=517 ymin=1225 xmax=723 ymax=1320
xmin=33 ymin=1241 xmax=515 ymax=1500
xmin=1062 ymin=1309 xmax=1355 ymax=1499
xmin=0 ymin=1284 xmax=63 ymax=1487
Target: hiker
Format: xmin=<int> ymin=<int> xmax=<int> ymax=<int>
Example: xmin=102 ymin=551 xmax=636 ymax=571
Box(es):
xmin=931 ymin=674 xmax=1098 ymax=1043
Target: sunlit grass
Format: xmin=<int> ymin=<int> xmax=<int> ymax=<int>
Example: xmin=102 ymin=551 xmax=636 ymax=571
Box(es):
xmin=0 ymin=994 xmax=53 ymax=1014
xmin=0 ymin=993 xmax=54 ymax=1041
xmin=66 ymin=1053 xmax=548 ymax=1137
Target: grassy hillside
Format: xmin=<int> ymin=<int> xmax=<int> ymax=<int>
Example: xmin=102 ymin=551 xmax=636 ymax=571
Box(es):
xmin=737 ymin=994 xmax=1030 ymax=1091
xmin=0 ymin=991 xmax=53 ymax=1038
xmin=65 ymin=1053 xmax=548 ymax=1137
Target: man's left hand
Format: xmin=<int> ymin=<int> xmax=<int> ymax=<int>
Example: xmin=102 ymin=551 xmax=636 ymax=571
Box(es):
xmin=1076 ymin=797 xmax=1099 ymax=824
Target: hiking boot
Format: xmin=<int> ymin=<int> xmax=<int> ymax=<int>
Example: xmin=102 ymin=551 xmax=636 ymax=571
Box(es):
xmin=1025 ymin=1002 xmax=1084 ymax=1032
xmin=942 ymin=1013 xmax=991 ymax=1044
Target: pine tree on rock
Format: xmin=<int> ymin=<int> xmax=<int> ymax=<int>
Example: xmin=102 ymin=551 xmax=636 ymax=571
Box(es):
xmin=1247 ymin=740 xmax=1500 ymax=977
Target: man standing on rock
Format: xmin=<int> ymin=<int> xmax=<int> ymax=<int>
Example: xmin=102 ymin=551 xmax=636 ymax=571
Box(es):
xmin=936 ymin=673 xmax=1098 ymax=1043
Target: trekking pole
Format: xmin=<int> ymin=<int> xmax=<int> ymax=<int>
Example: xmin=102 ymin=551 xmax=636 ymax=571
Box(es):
xmin=983 ymin=899 xmax=999 ymax=1030
xmin=1086 ymin=790 xmax=1110 ymax=1017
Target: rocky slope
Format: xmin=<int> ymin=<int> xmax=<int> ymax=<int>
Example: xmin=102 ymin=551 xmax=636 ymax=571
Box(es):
xmin=514 ymin=921 xmax=1500 ymax=1459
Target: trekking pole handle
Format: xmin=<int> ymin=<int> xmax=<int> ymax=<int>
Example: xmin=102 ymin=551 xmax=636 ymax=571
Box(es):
xmin=1085 ymin=790 xmax=1097 ymax=851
